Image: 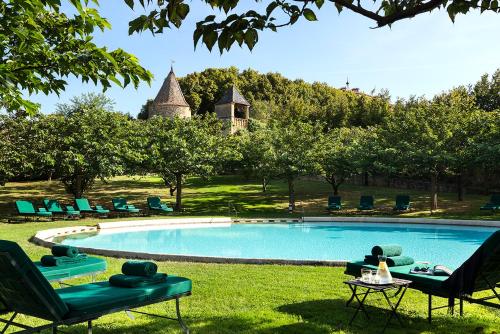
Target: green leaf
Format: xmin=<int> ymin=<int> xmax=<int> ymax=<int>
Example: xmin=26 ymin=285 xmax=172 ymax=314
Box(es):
xmin=303 ymin=8 xmax=318 ymax=21
xmin=244 ymin=29 xmax=258 ymax=50
xmin=203 ymin=31 xmax=218 ymax=51
xmin=124 ymin=0 xmax=134 ymax=9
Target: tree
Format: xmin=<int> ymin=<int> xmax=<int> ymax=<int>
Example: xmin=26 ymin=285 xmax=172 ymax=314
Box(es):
xmin=0 ymin=112 xmax=31 ymax=185
xmin=0 ymin=0 xmax=152 ymax=114
xmin=473 ymin=69 xmax=500 ymax=112
xmin=146 ymin=115 xmax=226 ymax=211
xmin=270 ymin=119 xmax=320 ymax=211
xmin=53 ymin=94 xmax=135 ymax=198
xmin=137 ymin=99 xmax=153 ymax=120
xmin=378 ymin=100 xmax=462 ymax=211
xmin=126 ymin=1 xmax=499 ymax=53
xmin=316 ymin=127 xmax=365 ymax=195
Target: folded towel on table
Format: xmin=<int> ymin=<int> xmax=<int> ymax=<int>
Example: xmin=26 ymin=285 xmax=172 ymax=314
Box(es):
xmin=41 ymin=254 xmax=88 ymax=267
xmin=122 ymin=261 xmax=158 ymax=277
xmin=51 ymin=245 xmax=79 ymax=257
xmin=371 ymin=244 xmax=403 ymax=257
xmin=364 ymin=255 xmax=414 ymax=267
xmin=109 ymin=273 xmax=168 ymax=288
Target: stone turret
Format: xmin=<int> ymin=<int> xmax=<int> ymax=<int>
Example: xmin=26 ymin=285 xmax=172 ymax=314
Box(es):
xmin=215 ymin=85 xmax=250 ymax=134
xmin=149 ymin=67 xmax=191 ymax=119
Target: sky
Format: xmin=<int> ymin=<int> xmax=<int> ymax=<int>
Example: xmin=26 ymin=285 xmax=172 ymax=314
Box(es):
xmin=29 ymin=2 xmax=500 ymax=116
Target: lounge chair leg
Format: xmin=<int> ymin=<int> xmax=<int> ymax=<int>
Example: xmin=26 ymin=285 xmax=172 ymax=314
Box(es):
xmin=52 ymin=326 xmax=57 ymax=334
xmin=88 ymin=320 xmax=92 ymax=334
xmin=428 ymin=294 xmax=432 ymax=323
xmin=459 ymin=297 xmax=463 ymax=317
xmin=175 ymin=297 xmax=189 ymax=334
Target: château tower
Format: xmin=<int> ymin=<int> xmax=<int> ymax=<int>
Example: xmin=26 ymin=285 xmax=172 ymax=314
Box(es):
xmin=149 ymin=67 xmax=191 ymax=119
xmin=215 ymin=85 xmax=250 ymax=134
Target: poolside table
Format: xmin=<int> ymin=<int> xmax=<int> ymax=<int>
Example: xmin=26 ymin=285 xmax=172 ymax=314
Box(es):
xmin=344 ymin=278 xmax=412 ymax=333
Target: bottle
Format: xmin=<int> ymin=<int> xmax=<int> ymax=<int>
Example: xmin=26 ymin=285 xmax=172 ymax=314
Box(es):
xmin=377 ymin=255 xmax=393 ymax=284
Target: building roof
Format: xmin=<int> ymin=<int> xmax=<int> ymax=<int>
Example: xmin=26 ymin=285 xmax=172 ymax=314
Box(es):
xmin=153 ymin=68 xmax=189 ymax=107
xmin=215 ymin=85 xmax=251 ymax=106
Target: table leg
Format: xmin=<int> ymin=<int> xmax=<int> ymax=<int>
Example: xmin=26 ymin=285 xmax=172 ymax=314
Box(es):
xmin=381 ymin=286 xmax=407 ymax=333
xmin=346 ymin=285 xmax=357 ymax=306
xmin=349 ymin=286 xmax=371 ymax=325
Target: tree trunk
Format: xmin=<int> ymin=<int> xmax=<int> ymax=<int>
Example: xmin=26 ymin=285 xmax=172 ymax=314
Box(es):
xmin=75 ymin=174 xmax=83 ymax=199
xmin=287 ymin=177 xmax=295 ymax=212
xmin=430 ymin=173 xmax=438 ymax=211
xmin=262 ymin=177 xmax=268 ymax=193
xmin=364 ymin=171 xmax=369 ymax=186
xmin=48 ymin=170 xmax=53 ymax=182
xmin=457 ymin=173 xmax=464 ymax=201
xmin=332 ymin=184 xmax=340 ymax=196
xmin=175 ymin=173 xmax=183 ymax=211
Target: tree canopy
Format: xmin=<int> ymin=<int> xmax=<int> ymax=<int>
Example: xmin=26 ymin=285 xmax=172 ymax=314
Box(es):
xmin=126 ymin=0 xmax=500 ymax=53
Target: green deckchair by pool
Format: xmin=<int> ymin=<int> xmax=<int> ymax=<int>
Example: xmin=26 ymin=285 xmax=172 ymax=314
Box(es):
xmin=393 ymin=195 xmax=410 ymax=211
xmin=14 ymin=200 xmax=53 ymax=220
xmin=43 ymin=199 xmax=80 ymax=219
xmin=147 ymin=197 xmax=174 ymax=213
xmin=0 ymin=240 xmax=192 ymax=334
xmin=480 ymin=194 xmax=500 ymax=211
xmin=74 ymin=198 xmax=110 ymax=217
xmin=345 ymin=230 xmax=500 ymax=322
xmin=112 ymin=198 xmax=141 ymax=214
xmin=327 ymin=196 xmax=342 ymax=211
xmin=358 ymin=195 xmax=374 ymax=210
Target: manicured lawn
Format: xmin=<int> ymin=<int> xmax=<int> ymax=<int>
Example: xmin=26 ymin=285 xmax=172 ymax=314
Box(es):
xmin=0 ymin=175 xmax=498 ymax=220
xmin=0 ymin=176 xmax=498 ymax=333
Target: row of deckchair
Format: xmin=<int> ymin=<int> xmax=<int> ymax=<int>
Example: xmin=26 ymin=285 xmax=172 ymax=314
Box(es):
xmin=327 ymin=195 xmax=411 ymax=212
xmin=0 ymin=241 xmax=192 ymax=334
xmin=480 ymin=194 xmax=500 ymax=212
xmin=13 ymin=197 xmax=174 ymax=221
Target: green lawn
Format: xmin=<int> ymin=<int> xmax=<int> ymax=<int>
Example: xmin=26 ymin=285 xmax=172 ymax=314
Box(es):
xmin=0 ymin=176 xmax=499 ymax=333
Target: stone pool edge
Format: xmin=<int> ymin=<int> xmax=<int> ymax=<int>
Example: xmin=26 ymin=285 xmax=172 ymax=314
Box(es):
xmin=30 ymin=216 xmax=499 ymax=267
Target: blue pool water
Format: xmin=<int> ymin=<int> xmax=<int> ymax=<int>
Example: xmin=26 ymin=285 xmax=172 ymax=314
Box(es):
xmin=60 ymin=223 xmax=498 ymax=267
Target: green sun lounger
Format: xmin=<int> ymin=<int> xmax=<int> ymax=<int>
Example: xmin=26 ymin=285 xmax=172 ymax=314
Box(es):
xmin=112 ymin=198 xmax=141 ymax=214
xmin=480 ymin=194 xmax=500 ymax=211
xmin=0 ymin=240 xmax=192 ymax=334
xmin=345 ymin=230 xmax=500 ymax=322
xmin=75 ymin=198 xmax=110 ymax=217
xmin=358 ymin=195 xmax=374 ymax=210
xmin=14 ymin=200 xmax=53 ymax=220
xmin=393 ymin=195 xmax=410 ymax=211
xmin=147 ymin=196 xmax=174 ymax=213
xmin=34 ymin=256 xmax=107 ymax=283
xmin=43 ymin=199 xmax=80 ymax=219
xmin=327 ymin=195 xmax=342 ymax=211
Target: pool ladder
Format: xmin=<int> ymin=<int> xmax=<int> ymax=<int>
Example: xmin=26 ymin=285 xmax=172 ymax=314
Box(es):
xmin=228 ymin=201 xmax=239 ymax=218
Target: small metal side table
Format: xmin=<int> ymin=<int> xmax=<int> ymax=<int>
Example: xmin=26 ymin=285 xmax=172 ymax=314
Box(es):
xmin=344 ymin=278 xmax=412 ymax=333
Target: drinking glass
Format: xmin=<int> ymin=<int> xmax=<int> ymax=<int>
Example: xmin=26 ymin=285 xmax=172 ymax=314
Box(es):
xmin=361 ymin=268 xmax=371 ymax=283
xmin=371 ymin=270 xmax=378 ymax=284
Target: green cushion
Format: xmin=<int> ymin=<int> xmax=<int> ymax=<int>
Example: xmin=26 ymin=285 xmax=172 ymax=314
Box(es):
xmin=0 ymin=240 xmax=69 ymax=321
xmin=57 ymin=276 xmax=192 ymax=317
xmin=147 ymin=196 xmax=162 ymax=209
xmin=15 ymin=200 xmax=36 ymax=215
xmin=345 ymin=261 xmax=450 ymax=295
xmin=112 ymin=198 xmax=127 ymax=210
xmin=35 ymin=257 xmax=107 ymax=282
xmin=75 ymin=198 xmax=94 ymax=212
xmin=44 ymin=199 xmax=65 ymax=214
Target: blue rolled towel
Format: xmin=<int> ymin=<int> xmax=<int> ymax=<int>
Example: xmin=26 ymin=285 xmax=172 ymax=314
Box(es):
xmin=122 ymin=261 xmax=158 ymax=277
xmin=109 ymin=273 xmax=167 ymax=288
xmin=371 ymin=244 xmax=403 ymax=257
xmin=51 ymin=245 xmax=79 ymax=258
xmin=41 ymin=254 xmax=87 ymax=267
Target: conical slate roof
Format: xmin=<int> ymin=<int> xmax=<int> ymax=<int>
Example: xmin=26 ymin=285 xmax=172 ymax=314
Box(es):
xmin=153 ymin=68 xmax=189 ymax=107
xmin=215 ymin=85 xmax=250 ymax=106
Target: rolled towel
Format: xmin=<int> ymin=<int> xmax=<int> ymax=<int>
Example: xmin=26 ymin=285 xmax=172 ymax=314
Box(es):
xmin=51 ymin=245 xmax=79 ymax=258
xmin=109 ymin=273 xmax=167 ymax=288
xmin=41 ymin=254 xmax=87 ymax=267
xmin=122 ymin=261 xmax=157 ymax=277
xmin=364 ymin=255 xmax=414 ymax=267
xmin=371 ymin=244 xmax=403 ymax=257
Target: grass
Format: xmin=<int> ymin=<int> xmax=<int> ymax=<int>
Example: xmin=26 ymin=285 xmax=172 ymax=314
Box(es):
xmin=0 ymin=176 xmax=499 ymax=333
xmin=0 ymin=175 xmax=499 ymax=220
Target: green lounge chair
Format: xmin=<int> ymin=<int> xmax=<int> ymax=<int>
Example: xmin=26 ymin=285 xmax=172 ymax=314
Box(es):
xmin=358 ymin=195 xmax=374 ymax=210
xmin=43 ymin=199 xmax=80 ymax=219
xmin=0 ymin=240 xmax=192 ymax=334
xmin=393 ymin=195 xmax=410 ymax=211
xmin=75 ymin=198 xmax=110 ymax=217
xmin=15 ymin=200 xmax=53 ymax=220
xmin=147 ymin=196 xmax=174 ymax=213
xmin=345 ymin=230 xmax=500 ymax=322
xmin=480 ymin=194 xmax=500 ymax=211
xmin=327 ymin=196 xmax=342 ymax=211
xmin=112 ymin=198 xmax=141 ymax=214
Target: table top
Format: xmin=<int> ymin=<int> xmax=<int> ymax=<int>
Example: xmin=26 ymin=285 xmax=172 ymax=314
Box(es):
xmin=344 ymin=278 xmax=412 ymax=290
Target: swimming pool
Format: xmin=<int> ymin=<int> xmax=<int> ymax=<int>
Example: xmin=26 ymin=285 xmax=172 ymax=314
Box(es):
xmin=58 ymin=222 xmax=498 ymax=267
